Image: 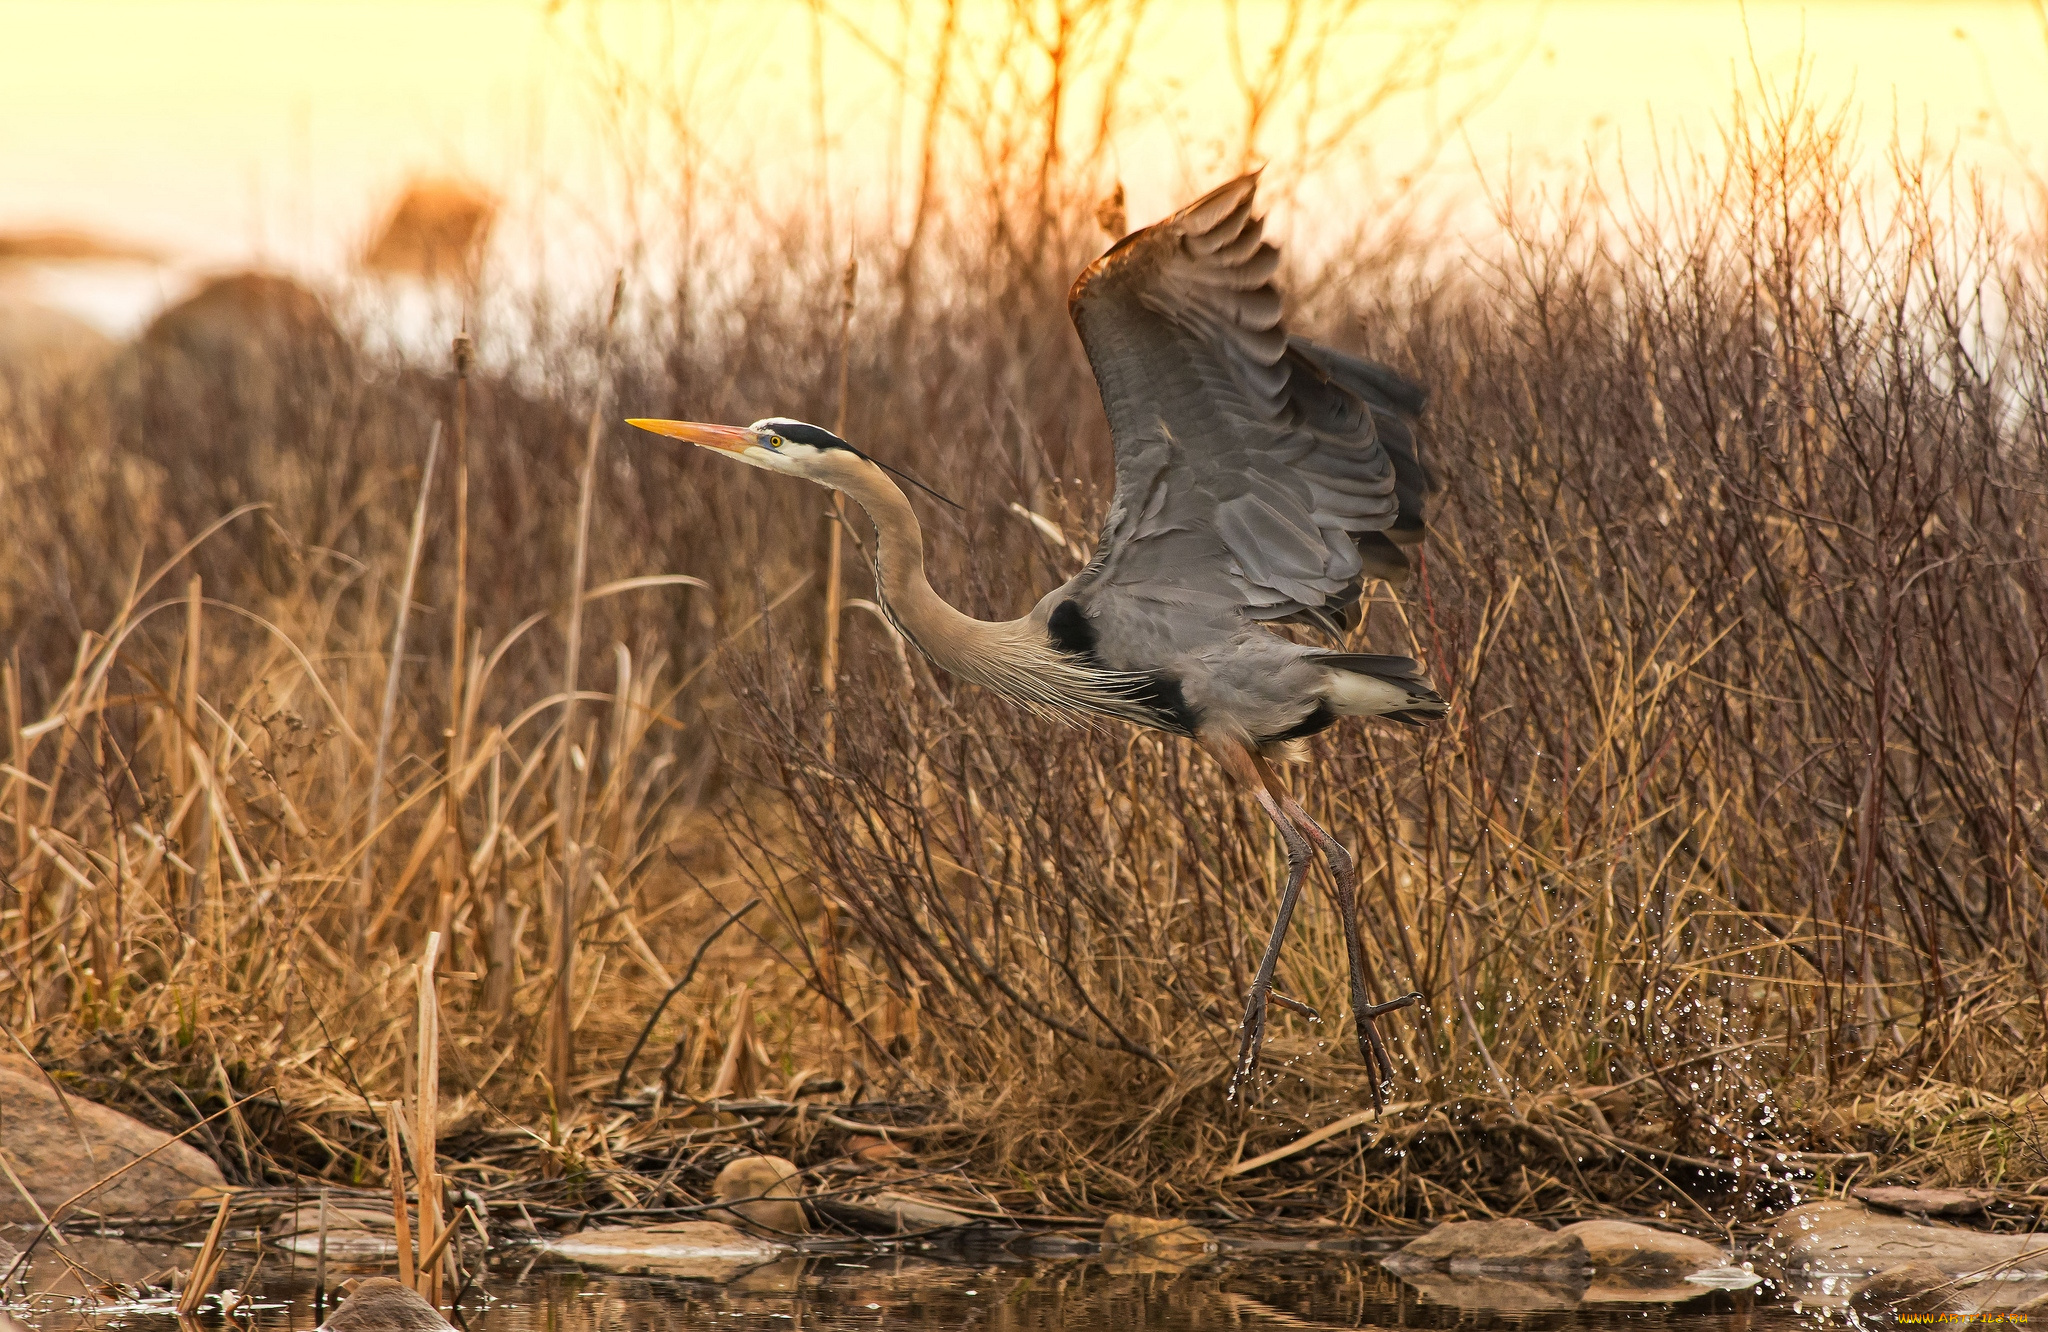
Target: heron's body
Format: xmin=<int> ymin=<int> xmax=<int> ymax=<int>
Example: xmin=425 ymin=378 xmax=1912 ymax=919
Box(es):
xmin=852 ymin=444 xmax=1435 ymax=751
xmin=631 ymin=172 xmax=1443 ymax=1105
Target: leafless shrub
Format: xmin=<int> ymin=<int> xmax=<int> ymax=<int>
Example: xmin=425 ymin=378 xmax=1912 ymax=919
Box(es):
xmin=0 ymin=10 xmax=2039 ymax=1227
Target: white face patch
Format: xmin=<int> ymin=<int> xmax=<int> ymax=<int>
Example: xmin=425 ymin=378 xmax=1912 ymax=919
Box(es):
xmin=734 ymin=417 xmax=842 ymax=475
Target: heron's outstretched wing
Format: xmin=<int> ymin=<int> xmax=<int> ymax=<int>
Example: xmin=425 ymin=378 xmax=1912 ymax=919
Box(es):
xmin=1064 ymin=172 xmax=1428 ymax=636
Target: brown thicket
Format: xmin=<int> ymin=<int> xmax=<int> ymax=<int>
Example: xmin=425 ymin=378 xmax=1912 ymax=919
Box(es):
xmin=0 ymin=22 xmax=2043 ymax=1230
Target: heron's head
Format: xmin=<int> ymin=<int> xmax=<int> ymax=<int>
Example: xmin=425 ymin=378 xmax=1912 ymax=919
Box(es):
xmin=626 ymin=416 xmax=864 ymax=485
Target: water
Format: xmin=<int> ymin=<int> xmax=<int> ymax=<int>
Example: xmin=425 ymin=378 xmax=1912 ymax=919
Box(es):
xmin=6 ymin=1231 xmax=1824 ymax=1332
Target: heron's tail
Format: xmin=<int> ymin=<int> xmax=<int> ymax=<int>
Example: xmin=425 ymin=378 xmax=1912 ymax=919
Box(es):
xmin=1313 ymin=652 xmax=1448 ymax=727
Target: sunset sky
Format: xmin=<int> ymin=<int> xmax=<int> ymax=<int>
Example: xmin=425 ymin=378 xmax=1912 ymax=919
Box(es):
xmin=4 ymin=0 xmax=2045 ymax=333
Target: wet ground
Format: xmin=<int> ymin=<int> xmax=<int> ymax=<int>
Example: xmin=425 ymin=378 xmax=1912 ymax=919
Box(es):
xmin=0 ymin=1229 xmax=1874 ymax=1331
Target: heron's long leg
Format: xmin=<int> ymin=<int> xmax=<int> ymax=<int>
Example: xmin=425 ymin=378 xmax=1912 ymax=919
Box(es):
xmin=1225 ymin=788 xmax=1313 ymax=1103
xmin=1278 ymin=790 xmax=1422 ymax=1112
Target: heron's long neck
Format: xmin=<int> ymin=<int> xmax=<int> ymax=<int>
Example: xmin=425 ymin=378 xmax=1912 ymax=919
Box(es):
xmin=831 ymin=459 xmax=1144 ymax=726
xmin=834 ymin=462 xmax=1025 ymax=677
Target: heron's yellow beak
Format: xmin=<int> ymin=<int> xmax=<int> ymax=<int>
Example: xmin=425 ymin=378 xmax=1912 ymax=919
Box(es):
xmin=625 ymin=419 xmax=757 ymax=454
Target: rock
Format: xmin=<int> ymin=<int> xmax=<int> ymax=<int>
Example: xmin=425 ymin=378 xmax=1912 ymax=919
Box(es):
xmin=0 ymin=1055 xmax=226 ymax=1224
xmin=1100 ymin=1252 xmax=1205 ymax=1277
xmin=844 ymin=1134 xmax=912 ymax=1168
xmin=1557 ymin=1220 xmax=1724 ymax=1271
xmin=540 ymin=1221 xmax=785 ymax=1279
xmin=318 ymin=1277 xmax=454 ymax=1330
xmin=268 ymin=1203 xmax=406 ymax=1258
xmin=0 ymin=301 xmax=113 ymax=387
xmin=0 ymin=228 xmax=161 ymax=263
xmin=1684 ymin=1264 xmax=1765 ymax=1291
xmin=1383 ymin=1218 xmax=1588 ymax=1272
xmin=727 ymin=1259 xmax=806 ymax=1293
xmin=1100 ymin=1214 xmax=1215 ymax=1257
xmin=1388 ymin=1268 xmax=1585 ymax=1311
xmin=2013 ymin=1287 xmax=2048 ymax=1317
xmin=1571 ymin=1084 xmax=1639 ymax=1117
xmin=1763 ymin=1200 xmax=2048 ymax=1277
xmin=1848 ymin=1263 xmax=1963 ymax=1318
xmin=1854 ymin=1187 xmax=1995 ymax=1218
xmin=1579 ymin=1273 xmax=1717 ymax=1305
xmin=1391 ymin=1265 xmax=1729 ymax=1312
xmin=136 ymin=272 xmax=342 ymax=366
xmin=362 ymin=180 xmax=496 ymax=283
xmin=100 ymin=270 xmax=353 ymax=581
xmin=710 ymin=1155 xmax=808 ymax=1236
xmin=858 ymin=1191 xmax=974 ymax=1232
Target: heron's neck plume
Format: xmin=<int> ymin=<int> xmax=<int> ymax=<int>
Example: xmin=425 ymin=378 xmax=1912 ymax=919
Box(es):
xmin=830 ymin=458 xmax=1142 ymax=725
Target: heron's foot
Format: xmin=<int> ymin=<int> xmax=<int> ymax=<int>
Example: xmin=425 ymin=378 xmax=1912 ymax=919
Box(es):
xmin=1354 ymin=992 xmax=1423 ymax=1112
xmin=1227 ymin=988 xmax=1324 ymax=1101
xmin=1225 ymin=986 xmax=1271 ymax=1103
xmin=1269 ymin=990 xmax=1320 ymax=1021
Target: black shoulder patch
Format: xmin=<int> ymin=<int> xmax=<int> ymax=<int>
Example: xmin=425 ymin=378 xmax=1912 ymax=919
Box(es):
xmin=1046 ymin=602 xmax=1197 ymax=735
xmin=1046 ymin=599 xmax=1098 ymax=659
xmin=1268 ymin=701 xmax=1337 ymax=743
xmin=1130 ymin=673 xmax=1199 ymax=736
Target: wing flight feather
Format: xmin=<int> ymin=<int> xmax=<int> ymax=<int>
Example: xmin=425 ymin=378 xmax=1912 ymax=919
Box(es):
xmin=1065 ymin=172 xmax=1430 ymax=636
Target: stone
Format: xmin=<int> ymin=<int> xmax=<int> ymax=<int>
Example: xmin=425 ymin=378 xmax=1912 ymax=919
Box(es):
xmin=1762 ymin=1200 xmax=2048 ymax=1277
xmin=1684 ymin=1264 xmax=1765 ymax=1291
xmin=844 ymin=1134 xmax=912 ymax=1168
xmin=0 ymin=301 xmax=113 ymax=386
xmin=540 ymin=1221 xmax=785 ymax=1279
xmin=362 ymin=180 xmax=497 ymax=283
xmin=859 ymin=1191 xmax=973 ymax=1232
xmin=1579 ymin=1273 xmax=1717 ymax=1305
xmin=0 ymin=1055 xmax=226 ymax=1224
xmin=268 ymin=1203 xmax=407 ymax=1258
xmin=1847 ymin=1263 xmax=1963 ymax=1318
xmin=1388 ymin=1268 xmax=1585 ymax=1311
xmin=727 ymin=1259 xmax=807 ymax=1293
xmin=1099 ymin=1252 xmax=1204 ymax=1277
xmin=1383 ymin=1218 xmax=1589 ymax=1272
xmin=318 ymin=1277 xmax=454 ymax=1330
xmin=1854 ymin=1187 xmax=1996 ymax=1218
xmin=710 ymin=1155 xmax=808 ymax=1236
xmin=1100 ymin=1214 xmax=1215 ymax=1257
xmin=1571 ymin=1085 xmax=1639 ymax=1116
xmin=98 ymin=270 xmax=353 ymax=577
xmin=1557 ymin=1220 xmax=1724 ymax=1271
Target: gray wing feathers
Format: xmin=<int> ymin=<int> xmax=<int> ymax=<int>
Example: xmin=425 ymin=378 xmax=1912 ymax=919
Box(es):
xmin=1134 ymin=180 xmax=1290 ymax=397
xmin=1067 ymin=172 xmax=1429 ymax=635
xmin=1290 ymin=338 xmax=1431 ymax=545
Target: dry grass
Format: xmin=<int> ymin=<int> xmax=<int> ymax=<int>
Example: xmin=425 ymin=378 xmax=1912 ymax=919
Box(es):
xmin=1 ymin=56 xmax=2044 ymax=1235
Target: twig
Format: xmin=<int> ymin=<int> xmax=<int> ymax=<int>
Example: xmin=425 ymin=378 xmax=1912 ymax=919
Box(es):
xmin=355 ymin=421 xmax=443 ymax=961
xmin=175 ymin=1192 xmax=232 ymax=1316
xmin=1220 ymin=1101 xmax=1429 ymax=1179
xmin=548 ymin=271 xmax=626 ymax=1101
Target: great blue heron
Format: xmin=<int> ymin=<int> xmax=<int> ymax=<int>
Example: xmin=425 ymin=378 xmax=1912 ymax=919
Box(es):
xmin=630 ymin=173 xmax=1443 ymax=1106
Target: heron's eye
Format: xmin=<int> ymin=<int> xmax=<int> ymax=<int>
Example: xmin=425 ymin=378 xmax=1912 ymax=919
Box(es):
xmin=766 ymin=435 xmax=783 ymax=449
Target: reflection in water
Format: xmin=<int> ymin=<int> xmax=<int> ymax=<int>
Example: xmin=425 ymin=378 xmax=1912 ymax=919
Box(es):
xmin=7 ymin=1234 xmax=1794 ymax=1332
